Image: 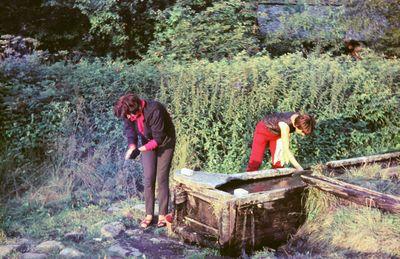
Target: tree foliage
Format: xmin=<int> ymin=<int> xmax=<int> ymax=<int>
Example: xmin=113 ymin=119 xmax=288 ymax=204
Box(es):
xmin=0 ymin=0 xmax=90 ymax=52
xmin=0 ymin=0 xmax=174 ymax=59
xmin=147 ymin=0 xmax=260 ymax=61
xmin=0 ymin=0 xmax=399 ymax=58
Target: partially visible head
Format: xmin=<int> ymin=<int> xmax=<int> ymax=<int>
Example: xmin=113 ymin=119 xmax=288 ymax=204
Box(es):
xmin=113 ymin=93 xmax=141 ymax=119
xmin=344 ymin=39 xmax=363 ymax=60
xmin=294 ymin=114 xmax=316 ymax=136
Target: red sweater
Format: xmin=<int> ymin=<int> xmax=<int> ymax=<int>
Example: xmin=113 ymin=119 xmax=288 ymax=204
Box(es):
xmin=128 ymin=100 xmax=158 ymax=151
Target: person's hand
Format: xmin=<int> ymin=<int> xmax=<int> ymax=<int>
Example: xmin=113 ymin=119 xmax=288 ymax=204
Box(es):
xmin=138 ymin=145 xmax=147 ymax=152
xmin=295 ymin=165 xmax=304 ymax=171
xmin=125 ymin=145 xmax=136 ymax=160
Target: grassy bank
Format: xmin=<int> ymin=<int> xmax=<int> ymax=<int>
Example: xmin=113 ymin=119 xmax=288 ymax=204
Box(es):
xmin=336 ymin=164 xmax=400 ymax=196
xmin=285 ymin=177 xmax=400 ymax=257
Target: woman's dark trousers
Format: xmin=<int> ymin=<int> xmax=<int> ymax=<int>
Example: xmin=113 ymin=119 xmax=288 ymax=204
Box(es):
xmin=141 ymin=147 xmax=174 ymax=216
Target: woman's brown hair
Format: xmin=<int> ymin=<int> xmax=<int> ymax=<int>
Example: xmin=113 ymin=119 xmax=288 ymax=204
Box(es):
xmin=113 ymin=93 xmax=141 ymax=118
xmin=294 ymin=114 xmax=316 ymax=135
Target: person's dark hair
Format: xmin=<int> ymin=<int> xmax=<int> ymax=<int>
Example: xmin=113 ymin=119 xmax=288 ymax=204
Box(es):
xmin=113 ymin=93 xmax=141 ymax=118
xmin=294 ymin=114 xmax=316 ymax=135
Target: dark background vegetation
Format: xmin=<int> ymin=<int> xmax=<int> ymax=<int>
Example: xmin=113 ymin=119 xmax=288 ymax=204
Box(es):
xmin=0 ymin=0 xmax=399 ymax=239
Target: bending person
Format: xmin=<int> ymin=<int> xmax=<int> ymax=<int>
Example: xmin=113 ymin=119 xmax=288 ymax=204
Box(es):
xmin=246 ymin=112 xmax=315 ymax=172
xmin=114 ymin=93 xmax=176 ymax=228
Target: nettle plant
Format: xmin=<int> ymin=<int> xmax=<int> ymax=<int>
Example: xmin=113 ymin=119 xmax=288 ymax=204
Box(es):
xmin=159 ymin=53 xmax=400 ymax=173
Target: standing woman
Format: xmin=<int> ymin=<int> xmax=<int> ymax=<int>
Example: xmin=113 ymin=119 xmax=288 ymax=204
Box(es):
xmin=246 ymin=112 xmax=315 ymax=172
xmin=114 ymin=93 xmax=176 ymax=228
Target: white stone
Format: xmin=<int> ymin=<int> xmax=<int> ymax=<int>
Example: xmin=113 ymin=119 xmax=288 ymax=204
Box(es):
xmin=181 ymin=168 xmax=194 ymax=176
xmin=35 ymin=240 xmax=64 ymax=254
xmin=234 ymin=188 xmax=249 ymax=197
xmin=100 ymin=222 xmax=126 ymax=238
xmin=60 ymin=247 xmax=85 ymax=258
xmin=149 ymin=238 xmax=161 ymax=244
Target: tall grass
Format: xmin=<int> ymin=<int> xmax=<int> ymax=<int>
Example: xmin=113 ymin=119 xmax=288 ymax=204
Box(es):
xmin=337 ymin=164 xmax=400 ymax=195
xmin=287 ymin=183 xmax=400 ymax=257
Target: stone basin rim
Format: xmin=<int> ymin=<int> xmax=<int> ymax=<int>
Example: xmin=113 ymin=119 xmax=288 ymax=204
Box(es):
xmin=174 ymin=168 xmax=299 ymax=191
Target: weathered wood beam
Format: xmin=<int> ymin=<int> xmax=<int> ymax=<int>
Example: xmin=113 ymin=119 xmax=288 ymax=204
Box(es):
xmin=326 ymin=152 xmax=400 ymax=169
xmin=184 ymin=216 xmax=219 ymax=236
xmin=258 ymin=0 xmax=343 ymax=6
xmin=301 ymin=174 xmax=400 ymax=214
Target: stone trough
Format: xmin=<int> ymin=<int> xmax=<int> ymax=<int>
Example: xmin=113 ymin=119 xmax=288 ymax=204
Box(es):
xmin=172 ymin=168 xmax=310 ymax=255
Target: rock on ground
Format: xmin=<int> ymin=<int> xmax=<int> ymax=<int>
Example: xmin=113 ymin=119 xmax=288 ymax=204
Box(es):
xmin=60 ymin=247 xmax=85 ymax=258
xmin=129 ymin=247 xmax=143 ymax=257
xmin=125 ymin=229 xmax=143 ymax=237
xmin=101 ymin=221 xmax=126 ymax=238
xmin=34 ymin=240 xmax=65 ymax=254
xmin=64 ymin=231 xmax=85 ymax=243
xmin=14 ymin=238 xmax=35 ymax=253
xmin=107 ymin=244 xmax=130 ymax=257
xmin=107 ymin=206 xmax=122 ymax=214
xmin=20 ymin=253 xmax=48 ymax=259
xmin=5 ymin=238 xmax=35 ymax=253
xmin=0 ymin=245 xmax=17 ymax=257
xmin=107 ymin=244 xmax=143 ymax=257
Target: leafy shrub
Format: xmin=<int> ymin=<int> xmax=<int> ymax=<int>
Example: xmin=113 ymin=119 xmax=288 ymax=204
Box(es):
xmin=1 ymin=51 xmax=399 ymax=200
xmin=0 ymin=56 xmax=159 ymax=199
xmin=159 ymin=52 xmax=400 ymax=172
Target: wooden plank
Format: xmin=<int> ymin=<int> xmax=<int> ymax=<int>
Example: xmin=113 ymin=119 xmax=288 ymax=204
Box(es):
xmin=228 ymin=200 xmax=237 ymax=242
xmin=259 ymin=0 xmax=342 ymax=5
xmin=301 ymin=174 xmax=400 ymax=214
xmin=186 ymin=194 xmax=220 ymax=229
xmin=173 ymin=225 xmax=218 ymax=248
xmin=326 ymin=152 xmax=400 ymax=169
xmin=184 ymin=216 xmax=219 ymax=236
xmin=183 ymin=186 xmax=231 ymax=203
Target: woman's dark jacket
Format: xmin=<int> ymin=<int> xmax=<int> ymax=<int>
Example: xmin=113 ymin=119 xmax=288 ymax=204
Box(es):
xmin=123 ymin=100 xmax=176 ymax=149
xmin=262 ymin=112 xmax=298 ymax=135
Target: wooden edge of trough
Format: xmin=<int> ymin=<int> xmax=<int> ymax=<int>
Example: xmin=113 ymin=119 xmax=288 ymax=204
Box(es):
xmin=173 ymin=168 xmax=297 ymax=190
xmin=301 ymin=174 xmax=400 ymax=214
xmin=325 ymin=151 xmax=400 ymax=169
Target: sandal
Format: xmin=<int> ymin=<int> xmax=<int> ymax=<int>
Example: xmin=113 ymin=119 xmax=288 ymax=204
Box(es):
xmin=140 ymin=218 xmax=152 ymax=229
xmin=157 ymin=218 xmax=167 ymax=228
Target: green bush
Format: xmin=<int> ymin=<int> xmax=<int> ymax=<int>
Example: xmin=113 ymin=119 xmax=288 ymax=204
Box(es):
xmin=0 ymin=57 xmax=158 ymax=198
xmin=1 ymin=51 xmax=399 ymax=199
xmin=159 ymin=53 xmax=400 ymax=172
